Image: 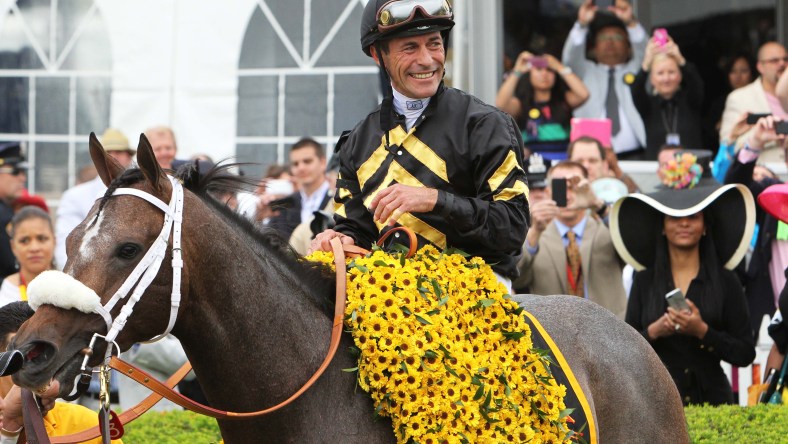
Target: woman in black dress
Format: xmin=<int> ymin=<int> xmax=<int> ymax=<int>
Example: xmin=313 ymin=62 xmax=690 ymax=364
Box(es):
xmin=611 ymin=155 xmax=756 ymax=405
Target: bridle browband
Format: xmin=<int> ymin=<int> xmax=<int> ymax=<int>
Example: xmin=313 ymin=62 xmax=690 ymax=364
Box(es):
xmin=28 ymin=175 xmax=184 ymax=367
xmin=100 ymin=176 xmax=184 ymax=346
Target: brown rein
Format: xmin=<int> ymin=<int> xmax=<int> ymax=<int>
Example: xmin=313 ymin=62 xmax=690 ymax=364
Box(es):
xmin=38 ymin=227 xmax=417 ymax=442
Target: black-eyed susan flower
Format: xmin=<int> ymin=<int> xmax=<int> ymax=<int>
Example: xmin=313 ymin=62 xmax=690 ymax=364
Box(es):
xmin=306 ymin=247 xmax=570 ymax=443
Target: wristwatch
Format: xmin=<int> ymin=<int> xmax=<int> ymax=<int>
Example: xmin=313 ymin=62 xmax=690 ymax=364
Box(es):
xmin=559 ymin=66 xmax=572 ymax=76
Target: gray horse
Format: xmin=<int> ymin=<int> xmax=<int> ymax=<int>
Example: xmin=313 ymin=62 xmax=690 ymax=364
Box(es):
xmin=10 ymin=134 xmax=688 ymax=443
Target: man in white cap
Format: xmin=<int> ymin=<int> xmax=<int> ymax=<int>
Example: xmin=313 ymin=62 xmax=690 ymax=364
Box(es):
xmin=55 ymin=129 xmax=135 ymax=269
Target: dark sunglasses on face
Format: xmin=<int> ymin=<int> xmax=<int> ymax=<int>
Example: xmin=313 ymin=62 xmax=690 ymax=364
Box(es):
xmin=376 ymin=0 xmax=452 ymax=32
xmin=0 ymin=167 xmax=25 ymax=176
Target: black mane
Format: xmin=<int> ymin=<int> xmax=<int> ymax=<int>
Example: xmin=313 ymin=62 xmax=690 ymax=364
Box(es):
xmin=97 ymin=163 xmax=336 ymax=318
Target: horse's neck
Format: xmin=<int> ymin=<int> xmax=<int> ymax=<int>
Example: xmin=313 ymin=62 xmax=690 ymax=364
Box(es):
xmin=173 ymin=209 xmax=334 ymax=411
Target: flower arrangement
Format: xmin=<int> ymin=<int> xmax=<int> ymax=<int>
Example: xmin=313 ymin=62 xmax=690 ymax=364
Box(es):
xmin=308 ymin=245 xmax=571 ymax=443
xmin=660 ymin=152 xmax=702 ymax=189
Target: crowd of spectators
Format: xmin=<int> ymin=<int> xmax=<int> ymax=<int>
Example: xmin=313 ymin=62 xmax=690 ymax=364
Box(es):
xmin=494 ymin=0 xmax=788 ymax=406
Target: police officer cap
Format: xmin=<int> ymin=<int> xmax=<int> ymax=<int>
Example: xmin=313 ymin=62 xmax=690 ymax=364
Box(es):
xmin=0 ymin=142 xmax=28 ymax=169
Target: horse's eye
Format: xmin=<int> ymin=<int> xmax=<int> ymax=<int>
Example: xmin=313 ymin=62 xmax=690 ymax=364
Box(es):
xmin=117 ymin=244 xmax=140 ymax=260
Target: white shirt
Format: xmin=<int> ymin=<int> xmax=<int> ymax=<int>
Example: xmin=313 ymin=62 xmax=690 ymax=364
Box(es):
xmin=392 ymin=87 xmax=431 ymax=131
xmin=299 ymin=181 xmax=330 ymax=225
xmin=55 ymin=176 xmax=108 ymax=269
xmin=0 ymin=279 xmax=21 ymax=307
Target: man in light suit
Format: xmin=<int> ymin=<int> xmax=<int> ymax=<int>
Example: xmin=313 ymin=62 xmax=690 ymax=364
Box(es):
xmin=562 ymin=0 xmax=647 ymax=159
xmin=720 ymin=41 xmax=788 ymax=162
xmin=513 ymin=161 xmax=627 ymax=318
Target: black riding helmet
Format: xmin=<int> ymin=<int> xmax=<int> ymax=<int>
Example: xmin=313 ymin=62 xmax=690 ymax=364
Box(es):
xmin=360 ymin=0 xmax=454 ymax=150
xmin=360 ymin=0 xmax=454 ymax=57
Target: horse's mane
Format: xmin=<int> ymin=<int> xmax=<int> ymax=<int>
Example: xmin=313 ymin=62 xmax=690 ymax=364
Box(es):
xmin=97 ymin=163 xmax=336 ymax=318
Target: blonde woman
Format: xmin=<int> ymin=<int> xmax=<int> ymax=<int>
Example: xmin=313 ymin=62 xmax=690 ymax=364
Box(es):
xmin=631 ymin=33 xmax=704 ymax=159
xmin=0 ymin=206 xmax=55 ymax=306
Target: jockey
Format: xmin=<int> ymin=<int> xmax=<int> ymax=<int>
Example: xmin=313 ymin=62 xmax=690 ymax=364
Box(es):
xmin=311 ymin=0 xmax=530 ymax=291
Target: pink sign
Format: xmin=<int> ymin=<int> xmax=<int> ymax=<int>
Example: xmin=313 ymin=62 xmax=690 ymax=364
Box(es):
xmin=570 ymin=118 xmax=612 ymax=148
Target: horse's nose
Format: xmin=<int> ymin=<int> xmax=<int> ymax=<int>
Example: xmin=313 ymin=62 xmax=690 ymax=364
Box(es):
xmin=15 ymin=340 xmax=57 ymax=367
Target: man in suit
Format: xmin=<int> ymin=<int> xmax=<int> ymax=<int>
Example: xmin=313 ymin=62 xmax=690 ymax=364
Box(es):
xmin=562 ymin=0 xmax=647 ymax=159
xmin=719 ymin=42 xmax=788 ymax=162
xmin=268 ymin=138 xmax=331 ymax=239
xmin=514 ymin=160 xmax=627 ymax=318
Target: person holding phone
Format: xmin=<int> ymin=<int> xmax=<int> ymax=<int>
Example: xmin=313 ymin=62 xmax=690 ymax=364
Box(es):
xmin=631 ymin=30 xmax=704 ymax=160
xmin=495 ymin=51 xmax=589 ymax=160
xmin=720 ymin=41 xmax=788 ymax=162
xmin=725 ymin=116 xmax=788 ymax=338
xmin=613 ymin=154 xmax=756 ymax=405
xmin=514 ymin=161 xmax=627 ymax=318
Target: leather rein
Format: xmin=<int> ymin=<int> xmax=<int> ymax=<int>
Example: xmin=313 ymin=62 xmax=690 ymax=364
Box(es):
xmin=24 ymin=221 xmax=416 ymax=442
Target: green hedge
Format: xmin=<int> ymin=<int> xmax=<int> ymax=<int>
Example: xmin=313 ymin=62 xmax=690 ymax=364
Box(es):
xmin=122 ymin=410 xmax=221 ymax=443
xmin=686 ymin=404 xmax=788 ymax=443
xmin=117 ymin=405 xmax=788 ymax=443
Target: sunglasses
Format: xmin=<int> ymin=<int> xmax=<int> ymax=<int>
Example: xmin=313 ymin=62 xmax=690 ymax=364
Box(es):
xmin=376 ymin=0 xmax=452 ymax=32
xmin=0 ymin=167 xmax=25 ymax=176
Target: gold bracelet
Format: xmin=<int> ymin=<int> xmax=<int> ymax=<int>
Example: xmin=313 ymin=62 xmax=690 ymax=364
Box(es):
xmin=0 ymin=425 xmax=22 ymax=436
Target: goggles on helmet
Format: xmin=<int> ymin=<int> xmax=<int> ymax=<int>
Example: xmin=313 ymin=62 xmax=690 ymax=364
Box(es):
xmin=376 ymin=0 xmax=453 ymax=32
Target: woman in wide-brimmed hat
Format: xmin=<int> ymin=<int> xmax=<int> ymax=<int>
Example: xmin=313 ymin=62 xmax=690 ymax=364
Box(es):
xmin=611 ymin=151 xmax=756 ymax=405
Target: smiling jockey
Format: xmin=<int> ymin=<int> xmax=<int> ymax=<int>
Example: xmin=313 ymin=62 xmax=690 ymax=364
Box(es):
xmin=311 ymin=0 xmax=530 ymax=291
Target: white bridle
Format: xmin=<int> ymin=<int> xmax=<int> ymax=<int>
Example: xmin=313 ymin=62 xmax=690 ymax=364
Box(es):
xmin=28 ymin=175 xmax=184 ymax=351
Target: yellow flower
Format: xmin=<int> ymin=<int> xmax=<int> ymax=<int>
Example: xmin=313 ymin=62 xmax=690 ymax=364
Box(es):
xmin=304 ymin=247 xmax=570 ymax=443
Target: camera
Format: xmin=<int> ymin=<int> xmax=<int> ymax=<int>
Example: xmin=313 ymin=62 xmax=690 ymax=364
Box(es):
xmin=526 ymin=153 xmax=548 ymax=189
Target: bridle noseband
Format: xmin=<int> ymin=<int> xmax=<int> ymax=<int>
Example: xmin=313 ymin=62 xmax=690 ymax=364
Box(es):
xmin=28 ymin=175 xmax=184 ymax=364
xmin=100 ymin=175 xmax=184 ymax=346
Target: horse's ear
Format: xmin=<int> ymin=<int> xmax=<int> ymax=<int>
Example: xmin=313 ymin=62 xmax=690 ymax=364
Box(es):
xmin=136 ymin=134 xmax=164 ymax=190
xmin=89 ymin=132 xmax=125 ymax=188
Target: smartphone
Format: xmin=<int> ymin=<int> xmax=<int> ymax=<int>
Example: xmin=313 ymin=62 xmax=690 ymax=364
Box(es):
xmin=653 ymin=28 xmax=669 ymax=47
xmin=268 ymin=194 xmax=297 ymax=210
xmin=530 ymin=56 xmax=548 ymax=69
xmin=776 ymin=121 xmax=788 ymax=135
xmin=594 ymin=0 xmax=615 ymax=8
xmin=551 ymin=178 xmax=567 ymax=207
xmin=665 ymin=288 xmax=691 ymax=312
xmin=746 ymin=113 xmax=772 ymax=125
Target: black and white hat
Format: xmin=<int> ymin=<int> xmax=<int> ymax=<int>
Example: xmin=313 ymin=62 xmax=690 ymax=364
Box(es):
xmin=610 ymin=152 xmax=755 ymax=271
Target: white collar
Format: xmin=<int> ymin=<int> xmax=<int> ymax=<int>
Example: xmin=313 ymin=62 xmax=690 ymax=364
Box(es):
xmin=392 ymin=87 xmax=430 ymax=131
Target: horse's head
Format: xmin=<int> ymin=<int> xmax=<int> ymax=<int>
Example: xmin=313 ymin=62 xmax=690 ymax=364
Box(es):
xmin=11 ymin=133 xmax=183 ymax=397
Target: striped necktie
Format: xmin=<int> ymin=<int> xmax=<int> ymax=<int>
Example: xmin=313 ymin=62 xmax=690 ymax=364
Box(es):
xmin=566 ymin=231 xmax=583 ymax=297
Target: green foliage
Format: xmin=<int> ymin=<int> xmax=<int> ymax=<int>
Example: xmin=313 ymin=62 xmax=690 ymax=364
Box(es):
xmin=111 ymin=404 xmax=788 ymax=442
xmin=685 ymin=404 xmax=788 ymax=443
xmin=122 ymin=410 xmax=222 ymax=443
